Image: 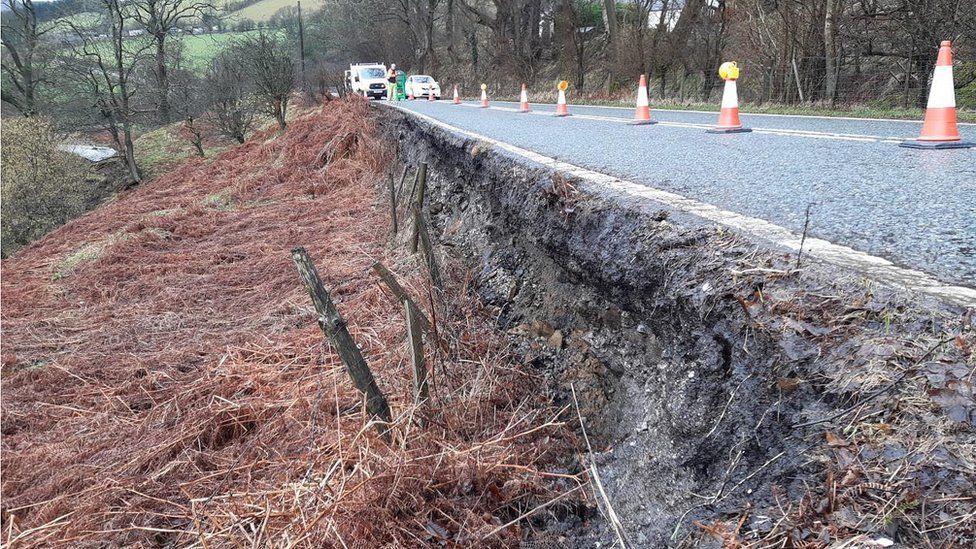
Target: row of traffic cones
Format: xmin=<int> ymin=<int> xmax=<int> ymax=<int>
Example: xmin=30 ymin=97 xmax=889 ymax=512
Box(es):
xmin=440 ymin=40 xmax=970 ymax=147
xmin=451 ymin=76 xmax=742 ymax=130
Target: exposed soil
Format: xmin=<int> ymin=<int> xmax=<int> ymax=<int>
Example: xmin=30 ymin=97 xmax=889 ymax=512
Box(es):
xmin=382 ymin=106 xmax=976 ymax=548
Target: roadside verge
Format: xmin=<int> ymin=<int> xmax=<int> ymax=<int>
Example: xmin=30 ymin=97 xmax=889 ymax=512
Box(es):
xmin=381 ymin=103 xmax=976 ymax=547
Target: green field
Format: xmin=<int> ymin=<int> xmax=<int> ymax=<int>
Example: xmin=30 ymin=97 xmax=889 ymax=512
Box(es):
xmin=49 ymin=11 xmax=103 ymax=29
xmin=224 ymin=0 xmax=325 ymax=23
xmin=179 ymin=31 xmax=257 ymax=70
xmin=51 ymin=31 xmax=262 ymax=73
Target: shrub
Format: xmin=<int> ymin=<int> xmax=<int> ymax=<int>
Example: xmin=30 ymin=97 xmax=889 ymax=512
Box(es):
xmin=1 ymin=117 xmax=93 ymax=257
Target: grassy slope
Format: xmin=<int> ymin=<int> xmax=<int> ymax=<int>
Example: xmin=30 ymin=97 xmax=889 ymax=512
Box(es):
xmin=133 ymin=122 xmax=233 ymax=181
xmin=224 ymin=0 xmax=326 ymax=22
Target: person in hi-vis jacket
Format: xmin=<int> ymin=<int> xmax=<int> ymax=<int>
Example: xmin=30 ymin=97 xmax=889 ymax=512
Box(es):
xmin=387 ymin=64 xmax=397 ymax=100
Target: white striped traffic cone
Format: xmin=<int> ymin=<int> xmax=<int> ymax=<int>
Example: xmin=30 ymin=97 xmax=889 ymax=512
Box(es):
xmin=707 ymin=64 xmax=751 ymax=134
xmin=428 ymin=87 xmax=435 ymax=101
xmin=480 ymin=88 xmax=489 ymax=108
xmin=630 ymin=74 xmax=656 ymax=125
xmin=453 ymin=85 xmax=461 ymax=105
xmin=554 ymin=88 xmax=570 ymax=117
xmin=519 ymin=84 xmax=530 ymax=113
xmin=901 ymin=41 xmax=974 ymax=149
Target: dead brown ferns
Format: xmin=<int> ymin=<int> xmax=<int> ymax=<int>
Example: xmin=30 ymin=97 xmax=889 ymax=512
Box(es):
xmin=0 ymin=98 xmax=581 ymax=547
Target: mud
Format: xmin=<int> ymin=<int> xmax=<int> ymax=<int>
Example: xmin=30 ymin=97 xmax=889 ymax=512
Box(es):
xmin=378 ymin=107 xmax=975 ymax=547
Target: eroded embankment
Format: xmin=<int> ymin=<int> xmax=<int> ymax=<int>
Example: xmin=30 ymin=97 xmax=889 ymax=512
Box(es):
xmin=381 ymin=106 xmax=976 ymax=547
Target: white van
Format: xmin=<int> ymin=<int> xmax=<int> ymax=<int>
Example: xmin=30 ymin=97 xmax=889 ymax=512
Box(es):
xmin=345 ymin=63 xmax=389 ymax=100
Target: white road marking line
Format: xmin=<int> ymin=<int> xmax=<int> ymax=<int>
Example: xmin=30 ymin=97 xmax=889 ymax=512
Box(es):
xmin=486 ymin=99 xmax=976 ymax=126
xmin=385 ymin=102 xmax=976 ymax=308
xmin=438 ymin=101 xmax=915 ymax=143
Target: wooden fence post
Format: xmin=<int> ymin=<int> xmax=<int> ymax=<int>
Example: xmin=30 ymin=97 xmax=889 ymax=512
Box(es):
xmin=413 ymin=207 xmax=442 ymax=289
xmin=372 ymin=262 xmax=431 ymax=332
xmin=387 ymin=173 xmax=398 ymax=236
xmin=291 ymin=247 xmax=392 ymax=428
xmin=409 ymin=162 xmax=428 ymax=253
xmin=395 ymin=165 xmax=409 ymax=206
xmin=405 ymin=299 xmax=429 ymax=410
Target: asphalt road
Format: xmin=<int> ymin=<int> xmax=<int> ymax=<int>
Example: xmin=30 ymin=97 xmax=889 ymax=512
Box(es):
xmin=394 ymin=99 xmax=976 ymax=287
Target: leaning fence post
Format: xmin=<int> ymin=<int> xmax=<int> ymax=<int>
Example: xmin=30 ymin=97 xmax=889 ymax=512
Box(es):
xmin=291 ymin=247 xmax=393 ymax=430
xmin=395 ymin=165 xmax=409 ymax=206
xmin=405 ymin=299 xmax=429 ymax=414
xmin=372 ymin=262 xmax=431 ymax=332
xmin=387 ymin=173 xmax=398 ymax=236
xmin=413 ymin=207 xmax=442 ymax=289
xmin=409 ymin=162 xmax=428 ymax=253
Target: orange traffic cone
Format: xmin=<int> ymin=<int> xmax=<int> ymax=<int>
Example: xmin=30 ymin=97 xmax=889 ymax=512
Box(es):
xmin=480 ymin=87 xmax=489 ymax=108
xmin=453 ymin=85 xmax=461 ymax=105
xmin=519 ymin=84 xmax=530 ymax=113
xmin=630 ymin=74 xmax=656 ymax=125
xmin=707 ymin=62 xmax=751 ymax=134
xmin=901 ymin=41 xmax=974 ymax=149
xmin=428 ymin=88 xmax=435 ymax=101
xmin=408 ymin=88 xmax=415 ymax=101
xmin=554 ymin=84 xmax=570 ymax=117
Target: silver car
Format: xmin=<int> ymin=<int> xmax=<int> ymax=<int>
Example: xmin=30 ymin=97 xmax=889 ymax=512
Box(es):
xmin=405 ymin=75 xmax=442 ymax=99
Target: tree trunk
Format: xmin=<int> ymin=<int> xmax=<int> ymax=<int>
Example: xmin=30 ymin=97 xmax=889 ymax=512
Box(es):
xmin=122 ymin=122 xmax=141 ymax=183
xmin=823 ymin=0 xmax=839 ymax=104
xmin=274 ymin=98 xmax=287 ymax=130
xmin=601 ymin=0 xmax=618 ymax=92
xmin=446 ymin=0 xmax=455 ymax=57
xmin=155 ymin=33 xmax=170 ymax=123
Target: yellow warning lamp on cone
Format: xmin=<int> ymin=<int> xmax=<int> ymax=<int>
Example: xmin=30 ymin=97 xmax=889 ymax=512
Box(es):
xmin=718 ymin=61 xmax=740 ymax=81
xmin=479 ymin=83 xmax=489 ymax=108
xmin=555 ymin=80 xmax=571 ymax=117
xmin=707 ymin=61 xmax=751 ymax=134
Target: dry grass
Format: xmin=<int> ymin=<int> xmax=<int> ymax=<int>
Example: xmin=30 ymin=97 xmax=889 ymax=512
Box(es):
xmin=1 ymin=97 xmax=582 ymax=547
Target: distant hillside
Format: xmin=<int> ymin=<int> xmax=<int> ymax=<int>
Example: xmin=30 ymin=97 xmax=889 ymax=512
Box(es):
xmin=224 ymin=0 xmax=325 ymax=23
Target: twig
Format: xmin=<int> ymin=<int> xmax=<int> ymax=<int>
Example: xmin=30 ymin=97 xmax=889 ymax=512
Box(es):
xmin=795 ymin=203 xmax=814 ymax=270
xmin=571 ymin=384 xmax=631 ymax=548
xmin=481 ymin=485 xmax=583 ymax=539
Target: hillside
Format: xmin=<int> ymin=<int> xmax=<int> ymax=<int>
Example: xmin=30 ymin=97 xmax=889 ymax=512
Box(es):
xmin=224 ymin=0 xmax=326 ymax=23
xmin=0 ymin=98 xmax=581 ymax=546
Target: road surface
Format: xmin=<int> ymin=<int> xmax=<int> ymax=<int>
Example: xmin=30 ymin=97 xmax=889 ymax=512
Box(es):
xmin=393 ymin=99 xmax=976 ymax=288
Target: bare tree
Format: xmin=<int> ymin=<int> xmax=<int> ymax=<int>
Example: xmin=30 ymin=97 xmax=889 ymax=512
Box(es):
xmin=204 ymin=51 xmax=257 ymax=143
xmin=131 ymin=0 xmax=214 ymax=123
xmin=62 ymin=0 xmax=150 ymax=183
xmin=237 ymin=32 xmax=296 ymax=131
xmin=1 ymin=0 xmax=54 ymax=116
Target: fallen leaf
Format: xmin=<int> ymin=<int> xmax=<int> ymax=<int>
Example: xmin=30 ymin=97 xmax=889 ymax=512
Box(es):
xmin=776 ymin=377 xmax=802 ymax=394
xmin=955 ymin=334 xmax=972 ymax=355
xmin=825 ymin=432 xmax=849 ymax=447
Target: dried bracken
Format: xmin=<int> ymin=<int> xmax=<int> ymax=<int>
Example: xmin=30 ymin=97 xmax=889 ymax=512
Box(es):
xmin=1 ymin=98 xmax=581 ymax=547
